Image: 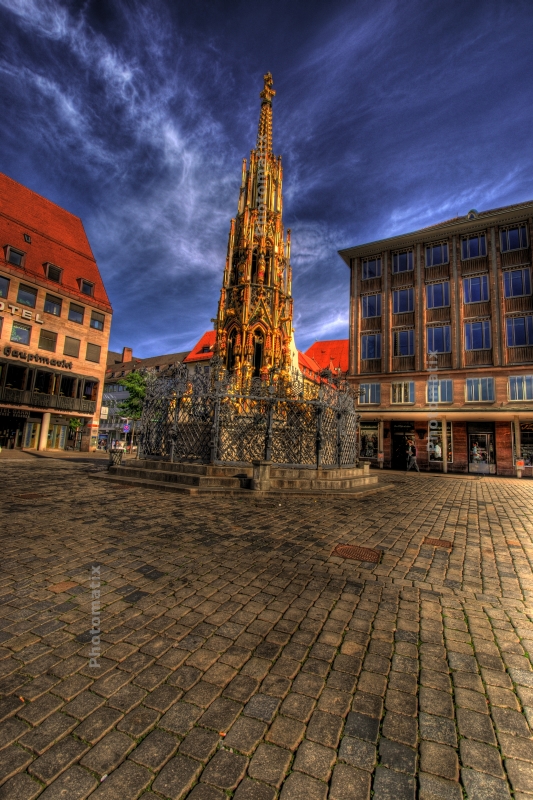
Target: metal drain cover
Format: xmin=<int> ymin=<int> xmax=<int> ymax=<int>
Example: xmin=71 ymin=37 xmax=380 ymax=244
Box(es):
xmin=333 ymin=544 xmax=381 ymax=563
xmin=424 ymin=538 xmax=452 ymax=548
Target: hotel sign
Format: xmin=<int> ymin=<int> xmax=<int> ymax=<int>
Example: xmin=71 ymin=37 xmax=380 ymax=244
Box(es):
xmin=3 ymin=346 xmax=73 ymax=370
xmin=0 ymin=302 xmax=44 ymax=323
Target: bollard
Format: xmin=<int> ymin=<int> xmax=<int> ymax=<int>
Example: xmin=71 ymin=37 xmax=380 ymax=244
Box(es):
xmin=252 ymin=460 xmax=271 ymax=491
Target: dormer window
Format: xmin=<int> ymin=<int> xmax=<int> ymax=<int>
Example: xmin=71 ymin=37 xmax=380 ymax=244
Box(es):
xmin=46 ymin=263 xmax=62 ymax=283
xmin=79 ymin=279 xmax=94 ymax=296
xmin=5 ymin=246 xmax=25 ymax=267
xmin=201 ymin=346 xmax=211 ymax=353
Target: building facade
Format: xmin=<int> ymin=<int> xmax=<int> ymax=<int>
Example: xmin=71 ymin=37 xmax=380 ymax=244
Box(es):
xmin=100 ymin=347 xmax=189 ymax=448
xmin=339 ymin=202 xmax=533 ymax=476
xmin=0 ymin=173 xmax=112 ymax=451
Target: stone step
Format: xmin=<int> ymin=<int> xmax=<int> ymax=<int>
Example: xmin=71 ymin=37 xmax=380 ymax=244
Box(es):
xmin=110 ymin=465 xmax=242 ymax=488
xmin=90 ymin=471 xmax=390 ymax=498
xmin=134 ymin=460 xmax=252 ymax=478
xmin=270 ymin=467 xmax=365 ymax=480
xmin=268 ymin=476 xmax=378 ymax=490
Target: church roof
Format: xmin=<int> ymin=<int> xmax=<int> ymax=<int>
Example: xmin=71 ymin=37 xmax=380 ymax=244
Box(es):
xmin=182 ymin=330 xmax=216 ymax=363
xmin=305 ymin=340 xmax=349 ymax=374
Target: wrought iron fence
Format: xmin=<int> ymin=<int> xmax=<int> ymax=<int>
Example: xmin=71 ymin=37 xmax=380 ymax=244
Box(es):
xmin=138 ymin=358 xmax=360 ymax=469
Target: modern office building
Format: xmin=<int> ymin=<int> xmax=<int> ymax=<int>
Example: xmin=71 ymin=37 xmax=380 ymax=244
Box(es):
xmin=339 ymin=201 xmax=533 ymax=476
xmin=0 ymin=173 xmax=112 ymax=450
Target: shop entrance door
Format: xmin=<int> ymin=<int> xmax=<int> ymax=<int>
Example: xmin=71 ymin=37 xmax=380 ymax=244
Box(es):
xmin=391 ymin=422 xmax=415 ymax=470
xmin=468 ymin=433 xmax=496 ymax=474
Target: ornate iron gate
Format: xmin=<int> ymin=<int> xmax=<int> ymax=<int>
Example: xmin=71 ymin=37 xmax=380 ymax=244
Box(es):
xmin=139 ymin=359 xmax=360 ymax=468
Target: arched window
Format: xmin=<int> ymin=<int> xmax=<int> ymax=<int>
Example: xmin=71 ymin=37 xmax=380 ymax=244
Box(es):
xmin=227 ymin=329 xmax=237 ymax=371
xmin=253 ymin=330 xmax=264 ymax=377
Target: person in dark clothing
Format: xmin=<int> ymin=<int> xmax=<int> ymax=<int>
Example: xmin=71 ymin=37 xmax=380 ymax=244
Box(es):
xmin=406 ymin=439 xmax=420 ymax=472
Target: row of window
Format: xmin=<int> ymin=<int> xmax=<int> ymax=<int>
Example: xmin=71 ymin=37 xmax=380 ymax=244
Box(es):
xmin=0 ymin=275 xmax=105 ymax=330
xmin=4 ymin=246 xmax=96 ymax=296
xmin=361 ymin=316 xmax=533 ymax=358
xmin=360 ymin=225 xmax=529 ymax=280
xmin=359 ymin=375 xmax=533 ymax=404
xmin=0 ymin=318 xmax=101 ymax=362
xmin=361 ymin=269 xmax=532 ymax=318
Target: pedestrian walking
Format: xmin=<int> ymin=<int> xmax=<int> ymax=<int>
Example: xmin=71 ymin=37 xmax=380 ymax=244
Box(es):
xmin=406 ymin=438 xmax=420 ymax=472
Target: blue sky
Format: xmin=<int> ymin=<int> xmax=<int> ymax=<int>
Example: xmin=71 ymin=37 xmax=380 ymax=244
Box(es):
xmin=1 ymin=0 xmax=533 ymax=356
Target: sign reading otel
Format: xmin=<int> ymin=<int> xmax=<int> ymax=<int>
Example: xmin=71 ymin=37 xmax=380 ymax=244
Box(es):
xmin=0 ymin=301 xmax=74 ymax=371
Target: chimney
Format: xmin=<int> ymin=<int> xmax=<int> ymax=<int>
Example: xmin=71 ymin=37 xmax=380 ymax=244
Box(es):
xmin=122 ymin=347 xmax=133 ymax=363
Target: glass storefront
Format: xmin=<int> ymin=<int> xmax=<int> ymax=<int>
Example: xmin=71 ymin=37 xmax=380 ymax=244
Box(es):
xmin=467 ymin=423 xmax=496 ymax=474
xmin=23 ymin=421 xmax=41 ymax=449
xmin=515 ymin=422 xmax=533 ymax=467
xmin=360 ymin=422 xmax=379 ymax=459
xmin=47 ymin=424 xmax=67 ymax=450
xmin=427 ymin=421 xmax=453 ymax=464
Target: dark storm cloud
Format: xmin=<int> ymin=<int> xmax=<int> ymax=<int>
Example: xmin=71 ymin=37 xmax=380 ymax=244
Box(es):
xmin=1 ymin=0 xmax=532 ymax=355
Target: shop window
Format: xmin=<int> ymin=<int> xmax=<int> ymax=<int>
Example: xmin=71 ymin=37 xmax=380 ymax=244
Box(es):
xmin=10 ymin=321 xmax=31 ymax=345
xmin=362 ymin=258 xmax=381 ymax=280
xmin=428 ymin=421 xmax=453 ymax=463
xmin=17 ymin=284 xmax=37 ymax=308
xmin=462 ymin=234 xmax=486 ymax=259
xmin=360 ymin=423 xmax=379 ymax=457
xmin=0 ymin=275 xmax=9 ymax=298
xmin=506 ymin=316 xmax=533 ymax=347
xmin=90 ymin=311 xmax=105 ymax=331
xmin=427 ymin=326 xmax=451 ymax=353
xmin=44 ymin=294 xmax=62 ymax=316
xmin=83 ymin=381 xmax=98 ymax=401
xmin=359 ymin=383 xmax=380 ymax=404
xmin=38 ymin=329 xmax=57 ymax=352
xmin=393 ymin=288 xmax=414 ymax=313
xmin=501 ymin=224 xmax=528 ymax=252
xmin=361 ymin=333 xmax=381 ymax=360
xmin=6 ymin=246 xmax=25 ymax=266
xmin=361 ymin=294 xmax=381 ymax=318
xmin=34 ymin=371 xmax=52 ymax=394
xmin=427 ymin=378 xmax=453 ymax=403
xmin=427 ymin=282 xmax=450 ymax=309
xmin=391 ymin=382 xmax=415 ymax=404
xmin=393 ymin=329 xmax=414 ymax=357
xmin=5 ymin=363 xmax=27 ymax=390
xmin=504 ymin=269 xmax=531 ymax=298
xmin=466 ymin=377 xmax=495 ymax=402
xmin=509 ymin=375 xmax=533 ymax=401
xmin=426 ymin=243 xmax=448 ymax=266
xmin=46 ymin=264 xmax=62 ymax=283
xmin=68 ymin=303 xmax=84 ymax=324
xmin=465 ymin=320 xmax=491 ymax=350
xmin=517 ymin=423 xmax=533 ymax=466
xmin=60 ymin=376 xmax=76 ymax=397
xmin=63 ymin=336 xmax=80 ymax=358
xmin=463 ymin=275 xmax=489 ymax=303
xmin=392 ymin=251 xmax=413 ymax=273
xmin=86 ymin=343 xmax=101 ymax=363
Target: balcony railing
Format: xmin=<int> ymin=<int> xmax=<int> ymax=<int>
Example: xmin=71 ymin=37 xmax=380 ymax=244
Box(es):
xmin=464 ymin=301 xmax=491 ymax=318
xmin=361 ymin=317 xmax=381 ymax=331
xmin=507 ymin=346 xmax=533 ymax=364
xmin=501 ymin=248 xmax=530 ymax=268
xmin=505 ymin=295 xmax=533 ymax=313
xmin=0 ymin=387 xmax=96 ymax=415
xmin=464 ymin=349 xmax=493 ymax=366
xmin=391 ymin=271 xmax=414 ymax=288
xmin=426 ymin=307 xmax=451 ymax=322
xmin=360 ymin=277 xmax=382 ymax=292
xmin=360 ymin=359 xmax=382 ymax=373
xmin=424 ymin=263 xmax=450 ymax=280
xmin=460 ymin=256 xmax=488 ymax=275
xmin=392 ymin=312 xmax=415 ymax=327
xmin=392 ymin=356 xmax=415 ymax=371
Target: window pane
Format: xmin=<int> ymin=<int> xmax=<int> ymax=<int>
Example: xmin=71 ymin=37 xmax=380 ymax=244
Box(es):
xmin=469 ymin=237 xmax=479 ymax=258
xmin=81 ymin=281 xmax=94 ymax=296
xmin=38 ymin=329 xmax=57 ymax=352
xmin=480 ymin=235 xmax=486 ymax=256
xmin=68 ymin=304 xmax=84 ymax=324
xmin=508 ymin=227 xmax=520 ymax=250
xmin=11 ymin=322 xmax=31 ymax=345
xmin=44 ymin=295 xmax=62 ymax=316
xmin=8 ymin=249 xmax=23 ymax=266
xmin=17 ymin=284 xmax=37 ymax=308
xmin=514 ymin=318 xmax=526 ymax=346
xmin=0 ymin=276 xmax=9 ymax=298
xmin=86 ymin=343 xmax=101 ymax=363
xmin=64 ymin=336 xmax=80 ymax=357
xmin=90 ymin=312 xmax=105 ymax=331
xmin=462 ymin=240 xmax=468 ymax=260
xmin=47 ymin=265 xmax=62 ymax=282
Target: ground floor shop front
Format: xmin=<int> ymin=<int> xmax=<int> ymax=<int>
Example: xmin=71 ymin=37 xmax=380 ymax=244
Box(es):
xmin=0 ymin=408 xmax=95 ymax=451
xmin=360 ymin=415 xmax=532 ymax=477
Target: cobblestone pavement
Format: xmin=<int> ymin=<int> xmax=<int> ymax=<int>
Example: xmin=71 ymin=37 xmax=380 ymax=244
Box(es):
xmin=0 ymin=461 xmax=533 ymax=800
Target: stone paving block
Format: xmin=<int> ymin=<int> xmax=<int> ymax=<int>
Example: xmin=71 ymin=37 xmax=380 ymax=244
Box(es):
xmin=379 ymin=738 xmax=417 ymax=775
xmin=352 ymin=692 xmax=383 ymax=718
xmin=372 ymin=765 xmax=416 ymax=800
xmin=17 ymin=694 xmax=64 ymax=726
xmin=505 ymin=758 xmax=533 ymax=794
xmin=266 ymin=715 xmax=306 ymax=750
xmin=418 ymin=771 xmax=463 ymax=800
xmin=305 ymin=709 xmax=343 ymax=748
xmin=152 ymin=754 xmax=202 ymax=799
xmin=223 ymin=716 xmax=267 ymax=755
xmin=223 ymin=675 xmax=259 ymax=703
xmin=419 ymin=711 xmax=457 ymax=746
xmin=179 ymin=727 xmax=220 ymax=762
xmin=461 ymin=767 xmax=512 ymax=800
xmin=159 ymin=701 xmax=202 ymax=736
xmin=233 ymin=778 xmax=276 ymax=800
xmin=201 ymin=748 xmax=248 ymax=790
xmin=344 ymin=711 xmax=380 ymax=744
xmin=419 ymin=740 xmax=459 ymax=781
xmin=329 ymin=763 xmax=371 ymax=800
xmin=455 ymin=688 xmax=489 ymax=714
xmin=382 ymin=711 xmax=418 ymax=747
xmin=130 ymin=727 xmax=178 ymax=771
xmin=279 ymin=771 xmax=327 ymax=800
xmin=244 ymin=694 xmax=280 ymax=723
xmin=497 ymin=731 xmax=533 ymax=762
xmin=0 ymin=772 xmax=42 ymax=800
xmin=491 ymin=706 xmax=531 ymax=737
xmin=117 ymin=705 xmax=159 ymax=738
xmin=419 ymin=686 xmax=454 ymax=718
xmin=106 ymin=683 xmax=146 ymax=713
xmin=61 ymin=690 xmax=105 ymax=720
xmin=248 ymin=743 xmax=292 ymax=787
xmin=198 ymin=697 xmax=243 ymax=732
xmin=80 ymin=730 xmax=135 ymax=776
xmin=457 ymin=708 xmax=497 ymax=745
xmin=188 ymin=785 xmax=226 ymax=800
xmin=29 ymin=732 xmax=89 ymax=785
xmin=75 ymin=707 xmax=124 ymax=745
xmin=86 ymin=760 xmax=152 ymax=799
xmin=338 ymin=736 xmax=376 ymax=771
xmin=460 ymin=739 xmax=505 ymax=778
xmin=0 ymin=744 xmax=34 ymax=786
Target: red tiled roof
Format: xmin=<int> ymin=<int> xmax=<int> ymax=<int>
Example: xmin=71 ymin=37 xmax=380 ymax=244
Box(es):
xmin=183 ymin=330 xmax=216 ymax=363
xmin=305 ymin=340 xmax=349 ymax=373
xmin=0 ymin=172 xmax=112 ymax=312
